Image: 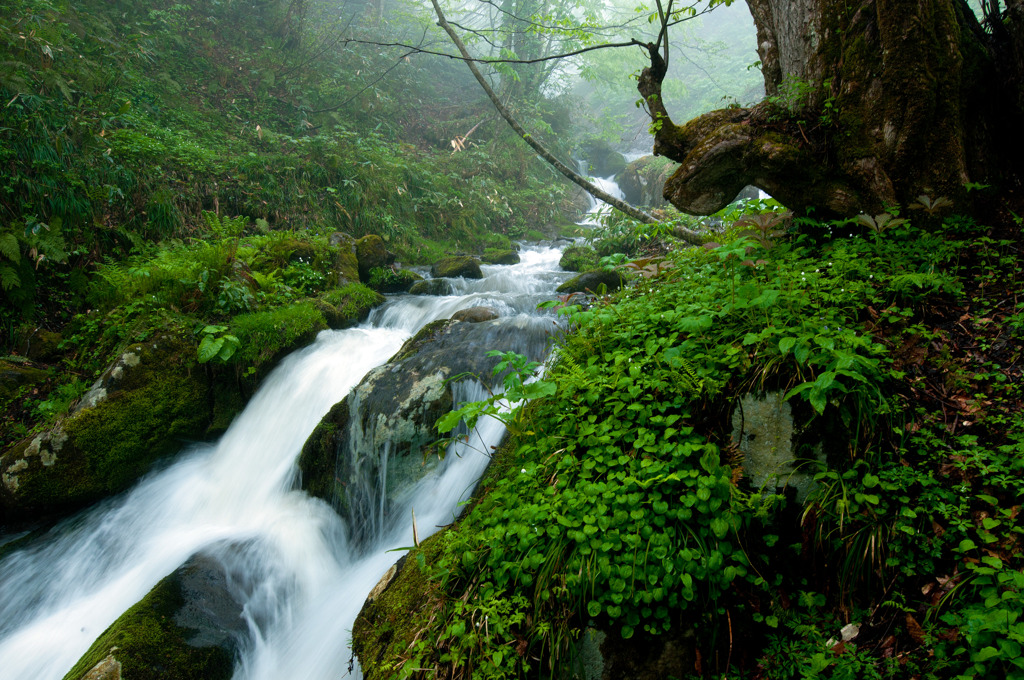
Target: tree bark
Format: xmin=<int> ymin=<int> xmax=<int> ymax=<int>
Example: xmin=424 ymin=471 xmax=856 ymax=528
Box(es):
xmin=640 ymin=0 xmax=1024 ymax=217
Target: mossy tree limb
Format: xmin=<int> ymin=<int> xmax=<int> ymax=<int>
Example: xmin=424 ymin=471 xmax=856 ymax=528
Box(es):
xmin=640 ymin=0 xmax=1024 ymax=216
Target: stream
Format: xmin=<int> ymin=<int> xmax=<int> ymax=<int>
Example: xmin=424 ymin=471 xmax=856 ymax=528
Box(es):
xmin=0 ymin=244 xmax=571 ymax=680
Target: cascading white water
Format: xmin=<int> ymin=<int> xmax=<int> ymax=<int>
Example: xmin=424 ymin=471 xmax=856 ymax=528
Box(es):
xmin=0 ymin=245 xmax=569 ymax=680
xmin=575 ymin=158 xmax=626 ymax=227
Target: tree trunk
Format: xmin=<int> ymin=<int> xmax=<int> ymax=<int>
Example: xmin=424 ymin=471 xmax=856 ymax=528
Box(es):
xmin=640 ymin=0 xmax=1024 ymax=216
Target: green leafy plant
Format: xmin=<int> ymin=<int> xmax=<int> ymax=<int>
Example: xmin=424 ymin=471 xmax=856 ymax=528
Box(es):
xmin=196 ymin=324 xmax=239 ymax=364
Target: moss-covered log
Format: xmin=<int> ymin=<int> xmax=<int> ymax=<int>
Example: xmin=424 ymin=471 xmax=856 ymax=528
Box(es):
xmin=639 ymin=0 xmax=1024 ymax=216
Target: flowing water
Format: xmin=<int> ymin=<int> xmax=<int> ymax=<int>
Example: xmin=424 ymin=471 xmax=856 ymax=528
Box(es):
xmin=0 ymin=245 xmax=570 ymax=680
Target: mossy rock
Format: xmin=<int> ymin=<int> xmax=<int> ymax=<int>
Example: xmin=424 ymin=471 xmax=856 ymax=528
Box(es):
xmin=408 ymin=279 xmax=452 ymax=296
xmin=355 ymin=235 xmax=395 ymax=281
xmin=320 ymin=283 xmax=385 ymax=328
xmin=265 ymin=237 xmax=319 ymax=267
xmin=558 ymin=245 xmax=599 ymax=272
xmin=18 ymin=327 xmax=64 ymax=363
xmin=367 ymin=267 xmax=423 ymax=294
xmin=615 ymin=155 xmax=676 ymax=208
xmin=0 ymin=335 xmax=210 ymax=518
xmin=328 ymin=231 xmax=360 ymax=285
xmin=430 ymin=256 xmax=482 ymax=279
xmin=480 ymin=248 xmax=520 ymax=265
xmin=556 ymin=269 xmax=628 ymax=294
xmin=63 ymin=557 xmax=240 ymax=680
xmin=0 ymin=359 xmax=48 ymax=402
xmin=352 ymin=535 xmax=445 ymax=679
xmin=229 ymin=301 xmax=328 ymax=382
xmin=298 ymin=317 xmax=554 ymax=538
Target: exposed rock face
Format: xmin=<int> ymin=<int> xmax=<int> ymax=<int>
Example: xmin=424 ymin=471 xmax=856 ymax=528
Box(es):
xmin=731 ymin=391 xmax=825 ymax=501
xmin=430 ymin=256 xmax=483 ymax=279
xmin=451 ymin=306 xmax=498 ymax=323
xmin=0 ymin=335 xmax=210 ymax=519
xmin=298 ymin=315 xmax=554 ymax=543
xmin=556 ymin=269 xmax=627 ymax=295
xmin=63 ymin=554 xmax=241 ymax=680
xmin=328 ymin=231 xmax=361 ymax=285
xmin=581 ymin=141 xmax=627 ymax=177
xmin=355 ymin=235 xmax=395 ymax=281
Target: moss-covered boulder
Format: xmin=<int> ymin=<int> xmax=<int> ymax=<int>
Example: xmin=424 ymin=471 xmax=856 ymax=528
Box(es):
xmin=408 ymin=279 xmax=452 ymax=296
xmin=0 ymin=359 xmax=48 ymax=402
xmin=367 ymin=267 xmax=423 ymax=294
xmin=328 ymin=231 xmax=360 ymax=285
xmin=556 ymin=269 xmax=628 ymax=295
xmin=480 ymin=248 xmax=520 ymax=265
xmin=355 ymin=235 xmax=395 ymax=282
xmin=558 ymin=245 xmax=599 ymax=272
xmin=18 ymin=327 xmax=65 ymax=363
xmin=319 ymin=284 xmax=385 ymax=328
xmin=0 ymin=335 xmax=210 ymax=518
xmin=229 ymin=301 xmax=329 ymax=383
xmin=63 ymin=556 xmax=241 ymax=680
xmin=430 ymin=256 xmax=483 ymax=279
xmin=352 ymin=535 xmax=444 ymax=678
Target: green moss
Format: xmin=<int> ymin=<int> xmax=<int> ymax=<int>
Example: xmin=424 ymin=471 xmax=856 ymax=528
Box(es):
xmin=558 ymin=245 xmax=598 ymax=272
xmin=230 ymin=301 xmax=328 ymax=375
xmin=62 ymin=571 xmax=232 ymax=680
xmin=352 ymin=534 xmax=446 ymax=678
xmin=481 ymin=248 xmax=520 ymax=265
xmin=65 ymin=373 xmax=207 ymax=497
xmin=321 ymin=283 xmax=385 ymax=326
xmin=367 ymin=267 xmax=423 ymax=293
xmin=297 ymin=399 xmax=349 ymax=506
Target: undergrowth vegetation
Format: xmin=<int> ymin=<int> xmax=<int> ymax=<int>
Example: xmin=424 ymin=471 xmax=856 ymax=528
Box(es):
xmin=0 ymin=0 xmax=577 ymax=341
xmin=360 ymin=205 xmax=1023 ymax=680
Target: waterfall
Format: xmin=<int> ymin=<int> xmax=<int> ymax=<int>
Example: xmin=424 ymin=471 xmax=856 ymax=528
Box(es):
xmin=0 ymin=245 xmax=569 ymax=680
xmin=575 ymin=158 xmax=626 ymax=227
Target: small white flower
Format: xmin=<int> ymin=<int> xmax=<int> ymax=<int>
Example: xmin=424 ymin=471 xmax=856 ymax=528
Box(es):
xmin=521 ymin=468 xmax=527 ymax=473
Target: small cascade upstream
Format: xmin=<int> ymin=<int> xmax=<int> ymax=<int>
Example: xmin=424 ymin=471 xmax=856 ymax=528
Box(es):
xmin=0 ymin=245 xmax=570 ymax=680
xmin=575 ymin=159 xmax=625 ymax=227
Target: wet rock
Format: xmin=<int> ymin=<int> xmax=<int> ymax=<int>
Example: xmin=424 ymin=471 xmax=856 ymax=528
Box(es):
xmin=63 ymin=554 xmax=240 ymax=680
xmin=451 ymin=306 xmax=499 ymax=323
xmin=355 ymin=235 xmax=395 ymax=281
xmin=0 ymin=335 xmax=210 ymax=520
xmin=480 ymin=249 xmax=520 ymax=265
xmin=298 ymin=316 xmax=554 ymax=542
xmin=328 ymin=232 xmax=361 ymax=285
xmin=408 ymin=279 xmax=452 ymax=296
xmin=556 ymin=269 xmax=627 ymax=295
xmin=430 ymin=256 xmax=482 ymax=279
xmin=559 ymin=245 xmax=599 ymax=272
